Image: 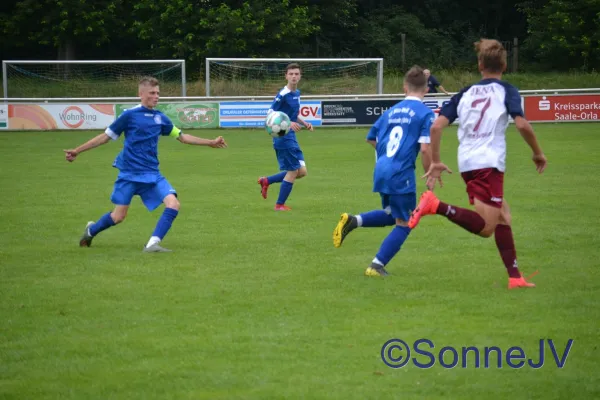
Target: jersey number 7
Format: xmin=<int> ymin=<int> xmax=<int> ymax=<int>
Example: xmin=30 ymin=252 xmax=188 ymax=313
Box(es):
xmin=471 ymin=97 xmax=491 ymax=132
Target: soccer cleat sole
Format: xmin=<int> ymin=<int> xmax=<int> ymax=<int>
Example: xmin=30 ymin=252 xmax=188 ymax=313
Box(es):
xmin=333 ymin=213 xmax=351 ymax=248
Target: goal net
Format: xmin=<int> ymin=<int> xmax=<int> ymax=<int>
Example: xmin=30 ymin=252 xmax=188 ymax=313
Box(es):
xmin=206 ymin=58 xmax=384 ymax=96
xmin=2 ymin=60 xmax=186 ymax=98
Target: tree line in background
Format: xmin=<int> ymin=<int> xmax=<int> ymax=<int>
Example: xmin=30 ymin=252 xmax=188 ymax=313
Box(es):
xmin=1 ymin=0 xmax=599 ymax=74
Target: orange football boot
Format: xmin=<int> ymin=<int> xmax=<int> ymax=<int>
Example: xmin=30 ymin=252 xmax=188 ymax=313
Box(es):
xmin=408 ymin=191 xmax=440 ymax=229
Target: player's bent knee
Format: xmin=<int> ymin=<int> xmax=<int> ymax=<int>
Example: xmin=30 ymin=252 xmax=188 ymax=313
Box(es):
xmin=111 ymin=212 xmax=126 ymax=224
xmin=474 ymin=199 xmax=501 ymax=237
xmin=110 ymin=205 xmax=128 ymax=224
xmin=164 ymin=196 xmax=180 ymax=210
xmin=499 ymin=202 xmax=512 ymax=225
xmin=478 ymin=229 xmax=494 ymax=238
xmin=478 ymin=223 xmax=497 ymax=238
xmin=499 ymin=213 xmax=511 ymax=226
xmin=285 ymin=170 xmax=299 ymax=181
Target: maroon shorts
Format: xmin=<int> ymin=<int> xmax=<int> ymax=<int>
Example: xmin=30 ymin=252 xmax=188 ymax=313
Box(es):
xmin=460 ymin=168 xmax=504 ymax=208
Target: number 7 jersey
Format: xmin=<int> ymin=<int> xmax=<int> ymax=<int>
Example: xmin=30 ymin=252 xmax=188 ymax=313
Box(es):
xmin=367 ymin=96 xmax=434 ymax=195
xmin=440 ymin=78 xmax=524 ymax=173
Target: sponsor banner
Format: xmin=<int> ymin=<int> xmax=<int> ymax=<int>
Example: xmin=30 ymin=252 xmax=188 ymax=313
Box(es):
xmin=321 ymin=99 xmax=452 ymax=125
xmin=424 ymin=99 xmax=451 ymax=114
xmin=115 ymin=103 xmax=219 ymax=129
xmin=321 ymin=97 xmax=530 ymax=126
xmin=322 ymin=100 xmax=396 ymax=125
xmin=524 ymin=95 xmax=600 ymax=122
xmin=8 ymin=104 xmax=114 ymax=130
xmin=219 ymin=101 xmax=321 ymax=127
xmin=0 ymin=104 xmax=7 ymax=129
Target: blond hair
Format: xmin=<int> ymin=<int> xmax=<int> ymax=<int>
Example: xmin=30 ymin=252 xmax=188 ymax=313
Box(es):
xmin=139 ymin=76 xmax=159 ymax=87
xmin=474 ymin=39 xmax=507 ymax=73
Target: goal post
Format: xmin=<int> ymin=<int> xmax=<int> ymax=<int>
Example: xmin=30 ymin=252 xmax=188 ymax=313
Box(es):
xmin=205 ymin=58 xmax=384 ymax=96
xmin=2 ymin=59 xmax=186 ymax=98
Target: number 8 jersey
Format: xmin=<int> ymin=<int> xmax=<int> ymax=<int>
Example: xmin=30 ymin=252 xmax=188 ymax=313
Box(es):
xmin=367 ymin=96 xmax=434 ymax=195
xmin=440 ymin=78 xmax=524 ymax=173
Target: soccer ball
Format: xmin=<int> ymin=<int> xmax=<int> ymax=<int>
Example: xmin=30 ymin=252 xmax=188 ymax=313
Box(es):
xmin=265 ymin=111 xmax=291 ymax=138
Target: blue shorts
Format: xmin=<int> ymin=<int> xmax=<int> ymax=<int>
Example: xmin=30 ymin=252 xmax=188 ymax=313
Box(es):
xmin=110 ymin=176 xmax=177 ymax=211
xmin=275 ymin=147 xmax=306 ymax=171
xmin=380 ymin=193 xmax=417 ymax=221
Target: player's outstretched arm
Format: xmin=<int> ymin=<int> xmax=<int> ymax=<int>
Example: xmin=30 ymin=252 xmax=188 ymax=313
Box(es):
xmin=63 ymin=132 xmax=112 ymax=162
xmin=513 ymin=116 xmax=547 ymax=173
xmin=177 ymin=133 xmax=227 ymax=148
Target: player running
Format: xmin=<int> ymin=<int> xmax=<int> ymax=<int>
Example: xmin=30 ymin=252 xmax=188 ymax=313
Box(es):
xmin=409 ymin=39 xmax=547 ymax=289
xmin=333 ymin=66 xmax=433 ymax=277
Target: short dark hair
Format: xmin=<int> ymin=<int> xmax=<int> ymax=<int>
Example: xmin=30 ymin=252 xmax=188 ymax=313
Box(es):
xmin=285 ymin=63 xmax=301 ymax=73
xmin=139 ymin=76 xmax=159 ymax=87
xmin=404 ymin=65 xmax=427 ymax=92
xmin=474 ymin=39 xmax=507 ymax=73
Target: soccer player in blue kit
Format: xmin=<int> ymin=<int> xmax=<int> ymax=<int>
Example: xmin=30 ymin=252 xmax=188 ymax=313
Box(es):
xmin=257 ymin=63 xmax=313 ymax=211
xmin=64 ymin=76 xmax=227 ymax=252
xmin=332 ymin=66 xmax=434 ymax=276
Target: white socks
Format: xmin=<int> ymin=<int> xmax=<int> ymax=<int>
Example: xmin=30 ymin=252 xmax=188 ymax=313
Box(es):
xmin=372 ymin=258 xmax=385 ymax=267
xmin=146 ymin=236 xmax=161 ymax=248
xmin=356 ymin=215 xmax=363 ymax=227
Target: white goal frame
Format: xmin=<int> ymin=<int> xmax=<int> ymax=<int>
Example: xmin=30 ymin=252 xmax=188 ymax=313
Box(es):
xmin=2 ymin=59 xmax=187 ymax=98
xmin=205 ymin=57 xmax=384 ymax=96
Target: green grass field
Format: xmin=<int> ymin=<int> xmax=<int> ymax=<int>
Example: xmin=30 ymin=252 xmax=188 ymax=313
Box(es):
xmin=1 ymin=125 xmax=599 ymax=399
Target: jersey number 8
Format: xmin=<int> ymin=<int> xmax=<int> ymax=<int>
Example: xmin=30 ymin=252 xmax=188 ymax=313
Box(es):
xmin=386 ymin=126 xmax=404 ymax=157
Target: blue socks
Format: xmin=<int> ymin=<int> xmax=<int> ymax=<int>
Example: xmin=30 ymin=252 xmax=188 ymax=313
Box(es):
xmin=89 ymin=212 xmax=116 ymax=236
xmin=87 ymin=208 xmax=179 ymax=248
xmin=265 ymin=172 xmax=293 ymax=205
xmin=374 ymin=226 xmax=411 ymax=266
xmin=267 ymin=172 xmax=286 ymax=185
xmin=152 ymin=208 xmax=179 ymax=239
xmin=277 ymin=180 xmax=294 ymax=205
xmin=359 ymin=210 xmax=396 ymax=227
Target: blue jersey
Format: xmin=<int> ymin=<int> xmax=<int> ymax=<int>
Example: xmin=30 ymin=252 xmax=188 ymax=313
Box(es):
xmin=105 ymin=105 xmax=181 ymax=183
xmin=268 ymin=86 xmax=300 ymax=150
xmin=367 ymin=96 xmax=434 ymax=195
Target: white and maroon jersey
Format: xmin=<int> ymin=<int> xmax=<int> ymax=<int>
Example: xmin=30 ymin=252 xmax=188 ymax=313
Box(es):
xmin=439 ymin=78 xmax=523 ymax=173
